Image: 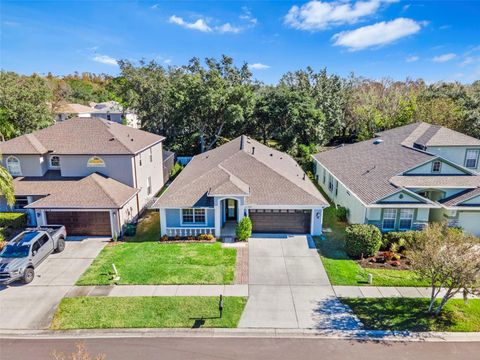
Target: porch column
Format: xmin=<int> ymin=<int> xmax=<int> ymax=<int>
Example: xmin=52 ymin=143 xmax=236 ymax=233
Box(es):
xmin=214 ymin=203 xmax=222 ymax=238
xmin=159 ymin=208 xmax=167 ymax=235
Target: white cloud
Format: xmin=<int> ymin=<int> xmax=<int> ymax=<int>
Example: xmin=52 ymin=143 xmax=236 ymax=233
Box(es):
xmin=164 ymin=58 xmax=172 ymax=64
xmin=406 ymin=55 xmax=419 ymax=62
xmin=285 ymin=0 xmax=398 ymax=31
xmin=249 ymin=63 xmax=270 ymax=70
xmin=216 ymin=23 xmax=241 ymax=33
xmin=92 ymin=54 xmax=117 ymax=66
xmin=151 ymin=4 xmax=159 ymax=9
xmin=332 ymin=18 xmax=422 ymax=51
xmin=169 ymin=15 xmax=212 ymax=32
xmin=432 ymin=53 xmax=457 ymax=63
xmin=240 ymin=7 xmax=258 ymax=26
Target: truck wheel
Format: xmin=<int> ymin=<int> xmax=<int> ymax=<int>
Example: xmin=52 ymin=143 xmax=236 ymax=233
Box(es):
xmin=22 ymin=268 xmax=35 ymax=284
xmin=55 ymin=238 xmax=66 ymax=253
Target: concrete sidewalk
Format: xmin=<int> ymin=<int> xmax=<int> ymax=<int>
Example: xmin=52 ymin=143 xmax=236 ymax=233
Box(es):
xmin=66 ymin=284 xmax=248 ymax=297
xmin=333 ymin=286 xmax=480 ymax=299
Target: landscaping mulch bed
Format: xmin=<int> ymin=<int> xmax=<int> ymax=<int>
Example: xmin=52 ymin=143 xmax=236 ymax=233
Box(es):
xmin=358 ymin=251 xmax=412 ymax=270
xmin=158 ymin=239 xmax=216 ymax=244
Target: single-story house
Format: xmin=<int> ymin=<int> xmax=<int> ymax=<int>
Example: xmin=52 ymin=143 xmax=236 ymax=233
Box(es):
xmin=153 ymin=135 xmax=328 ymax=238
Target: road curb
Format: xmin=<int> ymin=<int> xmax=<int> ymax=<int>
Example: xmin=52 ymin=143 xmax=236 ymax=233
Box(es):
xmin=1 ymin=328 xmax=479 ymax=342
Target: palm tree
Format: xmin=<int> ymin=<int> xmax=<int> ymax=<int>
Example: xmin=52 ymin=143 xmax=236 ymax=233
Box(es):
xmin=0 ymin=157 xmax=15 ymax=207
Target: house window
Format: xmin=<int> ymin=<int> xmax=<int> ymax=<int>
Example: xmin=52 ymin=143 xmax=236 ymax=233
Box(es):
xmin=182 ymin=209 xmax=206 ymax=224
xmin=149 ymin=148 xmax=153 ymax=162
xmin=465 ymin=149 xmax=479 ymax=168
xmin=6 ymin=156 xmax=22 ymax=176
xmin=335 ymin=180 xmax=339 ymax=196
xmin=323 ymin=169 xmax=326 ymax=184
xmin=382 ymin=209 xmax=397 ymax=230
xmin=13 ymin=196 xmax=29 ymax=210
xmin=328 ymin=174 xmax=334 ymax=192
xmin=106 ymin=112 xmax=111 ymax=121
xmin=147 ymin=176 xmax=152 ymax=195
xmin=431 ymin=160 xmax=442 ymax=173
xmin=50 ymin=156 xmax=61 ymax=168
xmin=399 ymin=209 xmax=414 ymax=230
xmin=87 ymin=156 xmax=105 ymax=167
xmin=139 ymin=153 xmax=142 ymax=166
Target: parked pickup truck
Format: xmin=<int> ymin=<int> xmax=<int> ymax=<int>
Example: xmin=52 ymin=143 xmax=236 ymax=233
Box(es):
xmin=0 ymin=225 xmax=67 ymax=284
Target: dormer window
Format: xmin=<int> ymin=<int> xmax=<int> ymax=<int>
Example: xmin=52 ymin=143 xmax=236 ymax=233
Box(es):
xmin=6 ymin=156 xmax=22 ymax=176
xmin=50 ymin=155 xmax=61 ymax=168
xmin=431 ymin=160 xmax=442 ymax=173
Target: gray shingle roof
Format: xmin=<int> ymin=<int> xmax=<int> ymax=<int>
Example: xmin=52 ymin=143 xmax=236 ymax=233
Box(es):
xmin=313 ymin=123 xmax=434 ymax=204
xmin=153 ymin=136 xmax=327 ymax=208
xmin=390 ymin=175 xmax=480 ymax=188
xmin=400 ymin=122 xmax=480 ymax=148
xmin=0 ymin=117 xmax=164 ymax=155
xmin=23 ymin=172 xmax=138 ymax=209
xmin=440 ymin=188 xmax=480 ymax=207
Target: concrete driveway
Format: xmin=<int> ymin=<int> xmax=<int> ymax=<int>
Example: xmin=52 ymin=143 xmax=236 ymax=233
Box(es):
xmin=239 ymin=235 xmax=361 ymax=329
xmin=0 ymin=237 xmax=108 ymax=330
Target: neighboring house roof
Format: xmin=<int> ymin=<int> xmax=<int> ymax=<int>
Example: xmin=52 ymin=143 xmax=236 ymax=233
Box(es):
xmin=90 ymin=101 xmax=134 ymax=114
xmin=440 ymin=187 xmax=480 ymax=207
xmin=313 ymin=122 xmax=480 ymax=206
xmin=20 ymin=172 xmax=138 ymax=209
xmin=0 ymin=117 xmax=164 ymax=155
xmin=400 ymin=122 xmax=480 ymax=148
xmin=390 ymin=175 xmax=480 ymax=188
xmin=55 ymin=103 xmax=94 ymax=114
xmin=313 ymin=124 xmax=434 ymax=204
xmin=153 ymin=135 xmax=328 ymax=208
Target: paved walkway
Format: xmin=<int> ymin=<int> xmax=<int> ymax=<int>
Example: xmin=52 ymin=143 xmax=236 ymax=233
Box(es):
xmin=66 ymin=284 xmax=248 ymax=297
xmin=238 ymin=235 xmax=362 ymax=330
xmin=334 ymin=286 xmax=479 ymax=299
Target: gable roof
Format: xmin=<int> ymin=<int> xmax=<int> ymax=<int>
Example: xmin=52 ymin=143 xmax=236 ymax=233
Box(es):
xmin=153 ymin=136 xmax=327 ymax=208
xmin=440 ymin=187 xmax=480 ymax=207
xmin=390 ymin=175 xmax=480 ymax=189
xmin=400 ymin=122 xmax=480 ymax=148
xmin=0 ymin=117 xmax=164 ymax=155
xmin=55 ymin=103 xmax=94 ymax=114
xmin=23 ymin=172 xmax=138 ymax=209
xmin=313 ymin=124 xmax=434 ymax=204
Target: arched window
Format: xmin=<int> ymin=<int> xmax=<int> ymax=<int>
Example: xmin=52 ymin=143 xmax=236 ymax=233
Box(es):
xmin=6 ymin=156 xmax=22 ymax=176
xmin=87 ymin=156 xmax=105 ymax=167
xmin=50 ymin=155 xmax=61 ymax=167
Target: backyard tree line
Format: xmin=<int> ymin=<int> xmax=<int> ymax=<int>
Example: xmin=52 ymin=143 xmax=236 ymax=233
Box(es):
xmin=1 ymin=55 xmax=479 ymax=158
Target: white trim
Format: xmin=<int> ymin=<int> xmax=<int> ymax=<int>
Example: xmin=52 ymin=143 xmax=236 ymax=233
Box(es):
xmin=373 ymin=187 xmax=440 ymax=208
xmin=49 ymin=155 xmax=61 ymax=168
xmin=180 ymin=208 xmax=208 ymax=226
xmin=6 ymin=155 xmax=22 ymax=176
xmin=246 ymin=204 xmax=329 ymax=210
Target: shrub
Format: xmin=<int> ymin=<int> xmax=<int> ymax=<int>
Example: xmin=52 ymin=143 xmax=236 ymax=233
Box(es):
xmin=345 ymin=224 xmax=382 ymax=259
xmin=160 ymin=234 xmax=169 ymax=242
xmin=197 ymin=233 xmax=214 ymax=241
xmin=335 ymin=206 xmax=349 ymax=222
xmin=0 ymin=212 xmax=27 ymax=229
xmin=236 ymin=216 xmax=252 ymax=241
xmin=382 ymin=231 xmax=420 ymax=251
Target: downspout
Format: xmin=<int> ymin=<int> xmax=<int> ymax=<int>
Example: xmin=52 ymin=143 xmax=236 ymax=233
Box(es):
xmin=133 ymin=155 xmax=140 ymax=215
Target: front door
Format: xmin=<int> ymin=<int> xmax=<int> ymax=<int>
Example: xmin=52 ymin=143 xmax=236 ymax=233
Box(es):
xmin=225 ymin=199 xmax=237 ymax=221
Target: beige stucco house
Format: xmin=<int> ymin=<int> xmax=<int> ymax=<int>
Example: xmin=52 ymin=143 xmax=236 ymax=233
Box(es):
xmin=0 ymin=117 xmax=165 ymax=237
xmin=313 ymin=123 xmax=480 ymax=236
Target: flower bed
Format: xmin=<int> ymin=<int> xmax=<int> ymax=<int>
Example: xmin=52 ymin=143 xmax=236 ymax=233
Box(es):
xmin=358 ymin=250 xmax=411 ymax=270
xmin=160 ymin=233 xmax=216 ymax=243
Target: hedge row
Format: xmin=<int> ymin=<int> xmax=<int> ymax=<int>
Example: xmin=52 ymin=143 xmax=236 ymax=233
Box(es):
xmin=0 ymin=212 xmax=27 ymax=229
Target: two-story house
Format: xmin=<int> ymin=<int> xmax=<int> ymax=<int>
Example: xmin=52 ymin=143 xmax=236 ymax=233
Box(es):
xmin=0 ymin=117 xmax=165 ymax=237
xmin=313 ymin=123 xmax=480 ymax=236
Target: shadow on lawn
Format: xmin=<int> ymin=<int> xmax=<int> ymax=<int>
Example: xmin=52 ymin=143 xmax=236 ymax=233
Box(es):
xmin=190 ymin=315 xmax=222 ymax=328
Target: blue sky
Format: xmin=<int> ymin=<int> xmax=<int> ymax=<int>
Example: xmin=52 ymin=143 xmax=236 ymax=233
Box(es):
xmin=1 ymin=1 xmax=479 ymax=83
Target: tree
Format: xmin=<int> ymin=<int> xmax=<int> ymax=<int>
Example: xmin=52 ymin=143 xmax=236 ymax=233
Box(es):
xmin=0 ymin=158 xmax=15 ymax=206
xmin=408 ymin=223 xmax=480 ymax=315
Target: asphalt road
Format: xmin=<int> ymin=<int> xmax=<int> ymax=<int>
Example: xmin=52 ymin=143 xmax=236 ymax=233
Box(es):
xmin=1 ymin=337 xmax=479 ymax=360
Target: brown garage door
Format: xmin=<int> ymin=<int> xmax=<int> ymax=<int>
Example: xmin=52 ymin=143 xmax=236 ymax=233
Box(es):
xmin=249 ymin=209 xmax=311 ymax=234
xmin=46 ymin=211 xmax=111 ymax=236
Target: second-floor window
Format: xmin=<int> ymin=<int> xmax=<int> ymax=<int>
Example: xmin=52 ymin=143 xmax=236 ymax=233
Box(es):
xmin=139 ymin=153 xmax=142 ymax=167
xmin=149 ymin=148 xmax=153 ymax=162
xmin=87 ymin=156 xmax=105 ymax=167
xmin=328 ymin=174 xmax=334 ymax=192
xmin=147 ymin=176 xmax=152 ymax=195
xmin=465 ymin=149 xmax=479 ymax=168
xmin=6 ymin=156 xmax=22 ymax=176
xmin=50 ymin=156 xmax=61 ymax=168
xmin=431 ymin=160 xmax=442 ymax=173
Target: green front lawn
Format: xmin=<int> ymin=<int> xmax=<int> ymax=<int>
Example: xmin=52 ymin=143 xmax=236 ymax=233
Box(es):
xmin=77 ymin=241 xmax=236 ymax=285
xmin=342 ymin=298 xmax=480 ymax=332
xmin=316 ymin=205 xmax=428 ymax=287
xmin=51 ymin=296 xmax=247 ymax=329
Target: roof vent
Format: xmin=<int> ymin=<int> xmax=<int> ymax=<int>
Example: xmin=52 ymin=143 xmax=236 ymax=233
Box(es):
xmin=373 ymin=139 xmax=384 ymax=145
xmin=109 ymin=137 xmax=115 ymax=141
xmin=270 ymin=153 xmax=273 ymax=157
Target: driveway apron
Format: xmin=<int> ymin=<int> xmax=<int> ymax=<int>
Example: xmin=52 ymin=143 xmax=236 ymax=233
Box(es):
xmin=239 ymin=235 xmax=361 ymax=330
xmin=0 ymin=237 xmax=108 ymax=330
